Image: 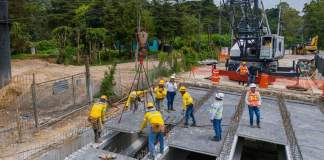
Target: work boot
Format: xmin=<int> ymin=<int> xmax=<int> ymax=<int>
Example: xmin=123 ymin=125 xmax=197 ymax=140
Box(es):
xmin=184 ymin=124 xmax=189 ymax=128
xmin=148 ymin=154 xmax=155 ymax=160
xmin=211 ymin=137 xmax=220 ymax=142
xmin=191 ymin=123 xmax=197 ymax=127
xmin=257 ymin=124 xmax=261 ymax=128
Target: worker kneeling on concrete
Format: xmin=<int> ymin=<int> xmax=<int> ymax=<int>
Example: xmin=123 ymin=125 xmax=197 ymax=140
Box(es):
xmin=88 ymin=95 xmax=108 ymax=143
xmin=154 ymin=80 xmax=167 ymax=111
xmin=125 ymin=90 xmax=146 ymax=112
xmin=180 ymin=86 xmax=196 ymax=127
xmin=209 ymin=93 xmax=224 ymax=141
xmin=246 ymin=83 xmax=262 ymax=128
xmin=140 ymin=102 xmax=165 ymax=159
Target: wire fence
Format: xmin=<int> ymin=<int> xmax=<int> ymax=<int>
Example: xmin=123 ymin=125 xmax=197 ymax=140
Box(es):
xmin=34 ymin=73 xmax=88 ymax=127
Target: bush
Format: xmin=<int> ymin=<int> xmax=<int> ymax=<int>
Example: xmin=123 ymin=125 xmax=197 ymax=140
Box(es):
xmin=100 ymin=63 xmax=117 ymax=97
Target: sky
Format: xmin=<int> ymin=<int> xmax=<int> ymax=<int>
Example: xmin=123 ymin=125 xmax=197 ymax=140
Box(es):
xmin=213 ymin=0 xmax=312 ymax=13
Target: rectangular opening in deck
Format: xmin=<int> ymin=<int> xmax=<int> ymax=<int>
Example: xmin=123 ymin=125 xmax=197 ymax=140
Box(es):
xmin=163 ymin=147 xmax=216 ymax=160
xmin=233 ymin=137 xmax=287 ymax=160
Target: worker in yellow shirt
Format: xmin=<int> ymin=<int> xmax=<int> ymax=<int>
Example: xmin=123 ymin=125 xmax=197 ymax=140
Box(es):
xmin=179 ymin=86 xmax=196 ymax=127
xmin=88 ymin=95 xmax=108 ymax=143
xmin=125 ymin=90 xmax=146 ymax=112
xmin=140 ymin=102 xmax=165 ymax=159
xmin=154 ymin=80 xmax=167 ymax=111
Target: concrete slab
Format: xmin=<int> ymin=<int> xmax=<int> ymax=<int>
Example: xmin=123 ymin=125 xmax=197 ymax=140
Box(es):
xmin=168 ymin=93 xmax=241 ymax=156
xmin=65 ymin=147 xmax=136 ymax=160
xmin=286 ymin=102 xmax=324 ymax=160
xmin=105 ymin=88 xmax=209 ymax=133
xmin=237 ymin=99 xmax=288 ymax=145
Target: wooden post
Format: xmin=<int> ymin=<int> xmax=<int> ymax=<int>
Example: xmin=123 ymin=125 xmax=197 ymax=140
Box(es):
xmin=85 ymin=56 xmax=92 ymax=104
xmin=72 ymin=75 xmax=76 ymax=105
xmin=31 ymin=73 xmax=39 ymax=128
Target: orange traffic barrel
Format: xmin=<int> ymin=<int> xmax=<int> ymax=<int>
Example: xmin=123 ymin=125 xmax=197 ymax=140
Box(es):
xmin=211 ymin=69 xmax=220 ymax=85
xmin=259 ymin=74 xmax=269 ymax=88
xmin=321 ymin=83 xmax=324 ymax=98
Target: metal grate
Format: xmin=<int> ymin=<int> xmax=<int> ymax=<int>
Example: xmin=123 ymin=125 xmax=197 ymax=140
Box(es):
xmin=278 ymin=94 xmax=303 ymax=160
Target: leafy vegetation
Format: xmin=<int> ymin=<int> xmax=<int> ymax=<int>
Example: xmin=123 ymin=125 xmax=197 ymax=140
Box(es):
xmin=8 ymin=0 xmax=324 ymax=64
xmin=100 ymin=63 xmax=117 ymax=97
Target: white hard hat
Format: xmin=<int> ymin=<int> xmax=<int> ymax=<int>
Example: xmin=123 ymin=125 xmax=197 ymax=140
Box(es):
xmin=215 ymin=93 xmax=224 ymax=100
xmin=249 ymin=83 xmax=257 ymax=88
xmin=170 ymin=75 xmax=175 ymax=79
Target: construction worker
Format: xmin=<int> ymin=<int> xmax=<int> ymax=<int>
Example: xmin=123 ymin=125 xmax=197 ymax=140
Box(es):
xmin=139 ymin=102 xmax=165 ymax=159
xmin=248 ymin=63 xmax=259 ymax=86
xmin=245 ymin=83 xmax=262 ymax=128
xmin=125 ymin=90 xmax=146 ymax=112
xmin=236 ymin=62 xmax=249 ymax=86
xmin=165 ymin=75 xmax=177 ymax=111
xmin=154 ymin=80 xmax=167 ymax=111
xmin=209 ymin=93 xmax=224 ymax=142
xmin=88 ymin=95 xmax=108 ymax=143
xmin=179 ymin=86 xmax=196 ymax=127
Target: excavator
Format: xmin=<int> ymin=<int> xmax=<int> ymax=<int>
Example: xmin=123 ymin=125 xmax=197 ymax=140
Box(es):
xmin=292 ymin=35 xmax=319 ymax=55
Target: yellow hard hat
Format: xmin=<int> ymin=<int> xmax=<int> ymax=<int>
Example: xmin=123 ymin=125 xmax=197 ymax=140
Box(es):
xmin=147 ymin=102 xmax=154 ymax=108
xmin=100 ymin=95 xmax=108 ymax=101
xmin=159 ymin=80 xmax=165 ymax=85
xmin=179 ymin=86 xmax=186 ymax=92
xmin=242 ymin=62 xmax=247 ymax=65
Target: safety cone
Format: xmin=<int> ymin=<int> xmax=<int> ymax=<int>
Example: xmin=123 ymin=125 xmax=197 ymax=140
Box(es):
xmin=211 ymin=68 xmax=220 ymax=85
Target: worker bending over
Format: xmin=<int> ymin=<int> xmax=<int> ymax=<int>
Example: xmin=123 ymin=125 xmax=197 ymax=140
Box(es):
xmin=140 ymin=102 xmax=165 ymax=159
xmin=165 ymin=75 xmax=177 ymax=111
xmin=236 ymin=62 xmax=249 ymax=86
xmin=245 ymin=83 xmax=262 ymax=128
xmin=154 ymin=80 xmax=167 ymax=111
xmin=125 ymin=90 xmax=146 ymax=112
xmin=209 ymin=93 xmax=224 ymax=141
xmin=180 ymin=86 xmax=196 ymax=127
xmin=88 ymin=95 xmax=108 ymax=143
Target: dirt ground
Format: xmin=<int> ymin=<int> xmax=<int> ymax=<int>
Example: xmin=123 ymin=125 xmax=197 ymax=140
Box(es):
xmin=0 ymin=59 xmax=159 ymax=159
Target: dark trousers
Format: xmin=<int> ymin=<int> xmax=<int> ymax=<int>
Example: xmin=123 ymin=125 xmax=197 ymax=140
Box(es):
xmin=248 ymin=106 xmax=260 ymax=126
xmin=167 ymin=91 xmax=176 ymax=110
xmin=213 ymin=119 xmax=222 ymax=141
xmin=248 ymin=74 xmax=256 ymax=85
xmin=185 ymin=104 xmax=196 ymax=126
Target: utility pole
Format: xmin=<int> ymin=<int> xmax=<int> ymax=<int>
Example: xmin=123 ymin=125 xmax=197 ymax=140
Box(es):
xmin=0 ymin=0 xmax=11 ymax=88
xmin=198 ymin=13 xmax=201 ymax=53
xmin=135 ymin=0 xmax=141 ymax=69
xmin=277 ymin=0 xmax=282 ymax=35
xmin=218 ymin=0 xmax=222 ymax=34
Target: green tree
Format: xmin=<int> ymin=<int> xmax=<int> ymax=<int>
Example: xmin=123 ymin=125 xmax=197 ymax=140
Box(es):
xmin=303 ymin=1 xmax=324 ymax=48
xmin=52 ymin=26 xmax=73 ymax=64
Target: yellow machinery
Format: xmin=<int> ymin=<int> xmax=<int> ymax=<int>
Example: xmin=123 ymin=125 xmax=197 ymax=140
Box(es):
xmin=293 ymin=36 xmax=319 ymax=55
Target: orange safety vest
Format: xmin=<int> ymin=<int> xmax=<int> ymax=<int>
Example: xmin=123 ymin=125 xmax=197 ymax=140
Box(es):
xmin=247 ymin=91 xmax=261 ymax=107
xmin=239 ymin=65 xmax=248 ymax=74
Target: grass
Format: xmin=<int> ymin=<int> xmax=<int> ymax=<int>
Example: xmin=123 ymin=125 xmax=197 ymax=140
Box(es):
xmin=12 ymin=54 xmax=57 ymax=60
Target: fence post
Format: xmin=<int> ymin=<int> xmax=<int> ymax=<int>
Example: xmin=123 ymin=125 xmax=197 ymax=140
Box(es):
xmin=72 ymin=75 xmax=76 ymax=106
xmin=85 ymin=56 xmax=93 ymax=104
xmin=31 ymin=73 xmax=39 ymax=128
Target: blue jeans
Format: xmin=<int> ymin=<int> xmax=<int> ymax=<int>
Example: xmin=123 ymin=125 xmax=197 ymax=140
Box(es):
xmin=213 ymin=119 xmax=222 ymax=141
xmin=185 ymin=104 xmax=196 ymax=126
xmin=167 ymin=92 xmax=176 ymax=110
xmin=148 ymin=127 xmax=164 ymax=157
xmin=248 ymin=75 xmax=256 ymax=85
xmin=155 ymin=98 xmax=164 ymax=111
xmin=248 ymin=106 xmax=260 ymax=126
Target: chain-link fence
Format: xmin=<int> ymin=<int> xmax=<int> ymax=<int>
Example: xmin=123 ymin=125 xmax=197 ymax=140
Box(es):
xmin=33 ymin=73 xmax=89 ymax=127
